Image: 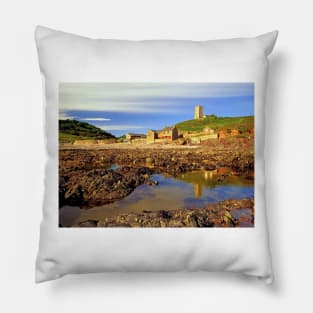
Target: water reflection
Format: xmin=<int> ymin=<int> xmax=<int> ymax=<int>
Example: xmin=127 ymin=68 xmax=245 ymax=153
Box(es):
xmin=107 ymin=164 xmax=120 ymax=170
xmin=61 ymin=168 xmax=254 ymax=226
xmin=178 ymin=168 xmax=252 ymax=197
xmin=194 ymin=170 xmax=217 ymax=197
xmin=194 ymin=183 xmax=203 ymax=197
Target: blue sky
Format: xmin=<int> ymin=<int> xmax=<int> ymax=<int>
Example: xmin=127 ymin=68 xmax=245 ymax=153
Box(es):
xmin=59 ymin=83 xmax=254 ymax=136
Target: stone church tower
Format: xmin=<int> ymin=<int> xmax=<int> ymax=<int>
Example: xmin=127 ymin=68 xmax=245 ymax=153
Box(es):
xmin=194 ymin=105 xmax=204 ymax=120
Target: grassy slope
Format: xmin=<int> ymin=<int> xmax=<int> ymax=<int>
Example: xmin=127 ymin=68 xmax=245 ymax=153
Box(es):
xmin=59 ymin=119 xmax=115 ymax=143
xmin=176 ymin=115 xmax=254 ymax=133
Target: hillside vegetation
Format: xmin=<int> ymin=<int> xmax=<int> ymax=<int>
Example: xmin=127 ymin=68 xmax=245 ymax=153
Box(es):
xmin=176 ymin=115 xmax=254 ymax=133
xmin=59 ymin=119 xmax=115 ymax=143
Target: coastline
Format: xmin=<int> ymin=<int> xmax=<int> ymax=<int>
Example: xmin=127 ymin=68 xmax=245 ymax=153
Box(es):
xmin=69 ymin=198 xmax=254 ymax=228
xmin=59 ymin=140 xmax=254 ymax=227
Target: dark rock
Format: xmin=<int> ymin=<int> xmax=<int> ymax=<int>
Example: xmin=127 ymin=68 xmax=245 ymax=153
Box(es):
xmin=60 ymin=166 xmax=153 ymax=207
xmin=157 ymin=210 xmax=172 ymax=219
xmin=79 ymin=198 xmax=254 ymax=228
xmin=79 ymin=220 xmax=98 ymax=227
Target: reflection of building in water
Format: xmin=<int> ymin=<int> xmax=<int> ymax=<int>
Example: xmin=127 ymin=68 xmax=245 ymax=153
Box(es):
xmin=192 ymin=170 xmax=219 ymax=197
xmin=193 ymin=183 xmax=203 ymax=197
xmin=204 ymin=169 xmax=217 ymax=180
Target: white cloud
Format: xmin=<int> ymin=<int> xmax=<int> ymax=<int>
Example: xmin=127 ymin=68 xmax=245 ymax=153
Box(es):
xmin=99 ymin=125 xmax=145 ymax=131
xmin=60 ymin=102 xmax=174 ymax=113
xmin=80 ymin=118 xmax=111 ymax=121
xmin=59 ymin=82 xmax=254 ymax=113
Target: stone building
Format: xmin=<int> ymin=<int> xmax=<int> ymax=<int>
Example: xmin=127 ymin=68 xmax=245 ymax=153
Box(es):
xmin=146 ymin=126 xmax=178 ymax=143
xmin=203 ymin=126 xmax=215 ymax=134
xmin=217 ymin=129 xmax=239 ymax=140
xmin=194 ymin=105 xmax=204 ymax=120
xmin=230 ymin=129 xmax=239 ymax=136
xmin=158 ymin=126 xmax=179 ymax=140
xmin=125 ymin=133 xmax=146 ymax=142
xmin=217 ymin=130 xmax=227 ymax=140
xmin=147 ymin=130 xmax=158 ymax=143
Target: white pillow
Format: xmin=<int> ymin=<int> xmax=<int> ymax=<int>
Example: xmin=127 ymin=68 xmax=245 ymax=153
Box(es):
xmin=35 ymin=26 xmax=278 ymax=283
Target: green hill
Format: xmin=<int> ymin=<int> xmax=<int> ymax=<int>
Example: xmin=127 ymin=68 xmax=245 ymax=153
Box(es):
xmin=59 ymin=119 xmax=115 ymax=143
xmin=176 ymin=115 xmax=254 ymax=133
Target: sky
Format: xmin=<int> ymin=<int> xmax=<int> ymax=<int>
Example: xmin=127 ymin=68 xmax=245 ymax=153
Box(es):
xmin=59 ymin=83 xmax=254 ymax=137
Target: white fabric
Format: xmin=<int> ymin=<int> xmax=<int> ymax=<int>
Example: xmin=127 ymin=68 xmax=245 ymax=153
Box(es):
xmin=35 ymin=26 xmax=278 ymax=283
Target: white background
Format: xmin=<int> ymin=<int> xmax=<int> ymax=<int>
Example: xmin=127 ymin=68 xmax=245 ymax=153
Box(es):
xmin=0 ymin=0 xmax=312 ymax=312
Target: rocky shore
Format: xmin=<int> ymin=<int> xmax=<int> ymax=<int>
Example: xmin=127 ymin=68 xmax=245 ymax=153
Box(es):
xmin=59 ymin=144 xmax=254 ymax=208
xmin=59 ymin=166 xmax=154 ymax=207
xmin=72 ymin=198 xmax=254 ymax=228
xmin=60 ymin=145 xmax=254 ymax=176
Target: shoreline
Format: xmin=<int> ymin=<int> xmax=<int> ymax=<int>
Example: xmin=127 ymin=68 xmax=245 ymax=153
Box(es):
xmin=59 ymin=143 xmax=202 ymax=150
xmin=68 ymin=198 xmax=254 ymax=228
xmin=59 ymin=142 xmax=254 ymax=227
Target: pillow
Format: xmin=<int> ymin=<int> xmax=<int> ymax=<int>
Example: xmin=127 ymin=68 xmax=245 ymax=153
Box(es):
xmin=35 ymin=26 xmax=278 ymax=283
